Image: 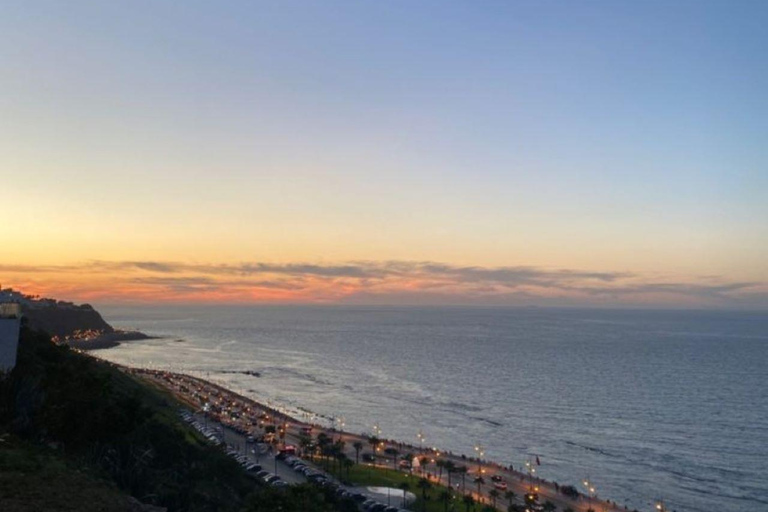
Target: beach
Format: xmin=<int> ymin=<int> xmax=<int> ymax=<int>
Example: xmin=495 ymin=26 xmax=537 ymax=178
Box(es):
xmin=130 ymin=366 xmax=627 ymax=512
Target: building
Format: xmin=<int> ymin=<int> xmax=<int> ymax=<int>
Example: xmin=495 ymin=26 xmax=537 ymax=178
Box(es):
xmin=0 ymin=301 xmax=22 ymax=373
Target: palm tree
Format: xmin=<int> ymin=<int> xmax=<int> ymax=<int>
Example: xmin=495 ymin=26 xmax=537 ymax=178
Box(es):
xmin=436 ymin=459 xmax=446 ymax=482
xmin=463 ymin=494 xmax=475 ymax=512
xmin=353 ymin=441 xmax=363 ymax=464
xmin=368 ymin=436 xmax=380 ymax=463
xmin=489 ymin=489 xmax=500 ymax=509
xmin=403 ymin=452 xmax=415 ymax=473
xmin=342 ymin=457 xmax=354 ymax=480
xmin=420 ymin=456 xmax=430 ymax=475
xmin=399 ymin=481 xmax=411 ymax=507
xmin=457 ymin=465 xmax=468 ymax=492
xmin=445 ymin=460 xmax=456 ymax=487
xmin=504 ymin=490 xmax=516 ymax=506
xmin=417 ymin=477 xmax=432 ymax=512
xmin=333 ymin=439 xmax=346 ymax=475
xmin=298 ymin=433 xmax=313 ymax=461
xmin=541 ymin=501 xmax=556 ymax=512
xmin=389 ymin=448 xmax=400 ymax=470
xmin=439 ymin=490 xmax=452 ymax=512
xmin=316 ymin=433 xmax=331 ymax=470
xmin=474 ymin=476 xmax=485 ymax=498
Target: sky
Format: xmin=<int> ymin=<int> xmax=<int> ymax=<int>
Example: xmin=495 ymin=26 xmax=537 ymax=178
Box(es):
xmin=1 ymin=1 xmax=766 ymax=308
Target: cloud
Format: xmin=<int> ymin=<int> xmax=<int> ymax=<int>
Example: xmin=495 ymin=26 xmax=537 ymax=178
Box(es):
xmin=1 ymin=259 xmax=764 ymax=308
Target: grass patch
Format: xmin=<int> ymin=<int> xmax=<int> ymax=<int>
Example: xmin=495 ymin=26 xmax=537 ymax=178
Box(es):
xmin=0 ymin=433 xmax=132 ymax=512
xmin=345 ymin=464 xmax=489 ymax=512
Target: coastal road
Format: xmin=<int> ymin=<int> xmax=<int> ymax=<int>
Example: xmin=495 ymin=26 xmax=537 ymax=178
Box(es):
xmin=143 ymin=370 xmax=621 ymax=512
xmin=192 ymin=412 xmax=307 ymax=485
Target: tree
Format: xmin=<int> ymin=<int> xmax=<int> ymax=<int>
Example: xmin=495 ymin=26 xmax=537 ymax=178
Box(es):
xmin=368 ymin=436 xmax=380 ymax=463
xmin=456 ymin=465 xmax=468 ymax=492
xmin=389 ymin=448 xmax=400 ymax=470
xmin=353 ymin=441 xmax=363 ymax=464
xmin=473 ymin=476 xmax=485 ymax=498
xmin=445 ymin=460 xmax=456 ymax=487
xmin=436 ymin=459 xmax=446 ymax=481
xmin=489 ymin=489 xmax=500 ymax=509
xmin=439 ymin=490 xmax=452 ymax=512
xmin=403 ymin=452 xmax=415 ymax=473
xmin=542 ymin=500 xmax=557 ymax=512
xmin=342 ymin=457 xmax=354 ymax=480
xmin=399 ymin=481 xmax=411 ymax=508
xmin=298 ymin=433 xmax=313 ymax=460
xmin=417 ymin=477 xmax=432 ymax=512
xmin=463 ymin=494 xmax=475 ymax=512
xmin=332 ymin=439 xmax=346 ymax=475
xmin=504 ymin=490 xmax=516 ymax=505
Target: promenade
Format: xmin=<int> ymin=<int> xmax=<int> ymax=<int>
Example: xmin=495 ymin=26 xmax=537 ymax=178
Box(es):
xmin=133 ymin=368 xmax=631 ymax=512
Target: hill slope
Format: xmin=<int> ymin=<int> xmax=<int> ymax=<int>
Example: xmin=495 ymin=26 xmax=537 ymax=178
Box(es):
xmin=0 ymin=327 xmax=356 ymax=512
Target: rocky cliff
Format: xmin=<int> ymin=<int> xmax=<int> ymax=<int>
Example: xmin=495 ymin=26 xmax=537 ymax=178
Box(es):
xmin=23 ymin=303 xmax=113 ymax=339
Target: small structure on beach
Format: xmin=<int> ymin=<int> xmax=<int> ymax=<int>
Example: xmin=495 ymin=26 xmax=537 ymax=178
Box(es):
xmin=0 ymin=301 xmax=22 ymax=373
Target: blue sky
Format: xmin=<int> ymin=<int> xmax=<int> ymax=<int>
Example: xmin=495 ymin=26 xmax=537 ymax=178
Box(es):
xmin=1 ymin=1 xmax=766 ymax=307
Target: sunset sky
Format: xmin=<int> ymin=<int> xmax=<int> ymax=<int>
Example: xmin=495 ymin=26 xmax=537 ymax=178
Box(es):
xmin=1 ymin=1 xmax=766 ymax=308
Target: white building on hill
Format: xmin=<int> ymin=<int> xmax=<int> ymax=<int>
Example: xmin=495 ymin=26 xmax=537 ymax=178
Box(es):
xmin=0 ymin=302 xmax=22 ymax=373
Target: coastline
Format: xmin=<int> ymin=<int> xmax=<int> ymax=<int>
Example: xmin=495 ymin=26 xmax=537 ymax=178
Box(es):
xmin=127 ymin=366 xmax=629 ymax=512
xmin=64 ymin=330 xmax=155 ymax=350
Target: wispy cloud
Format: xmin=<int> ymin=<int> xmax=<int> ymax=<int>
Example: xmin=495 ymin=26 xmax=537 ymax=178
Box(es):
xmin=1 ymin=260 xmax=764 ymax=308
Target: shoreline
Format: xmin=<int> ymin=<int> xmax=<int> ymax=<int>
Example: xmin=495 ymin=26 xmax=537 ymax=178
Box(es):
xmin=126 ymin=366 xmax=630 ymax=512
xmin=64 ymin=330 xmax=156 ymax=350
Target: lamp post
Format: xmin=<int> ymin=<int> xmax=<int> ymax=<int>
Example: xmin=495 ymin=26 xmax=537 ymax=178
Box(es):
xmin=474 ymin=443 xmax=485 ymax=475
xmin=525 ymin=460 xmax=533 ymax=491
xmin=583 ymin=478 xmax=596 ymax=510
xmin=335 ymin=416 xmax=345 ymax=441
xmin=417 ymin=429 xmax=425 ymax=453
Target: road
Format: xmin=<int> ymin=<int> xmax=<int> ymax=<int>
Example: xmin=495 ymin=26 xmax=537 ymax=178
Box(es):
xmin=138 ymin=369 xmax=626 ymax=512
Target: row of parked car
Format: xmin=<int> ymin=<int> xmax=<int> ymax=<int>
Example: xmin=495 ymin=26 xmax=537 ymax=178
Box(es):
xmin=180 ymin=409 xmax=222 ymax=445
xmin=179 ymin=409 xmax=289 ymax=488
xmin=180 ymin=409 xmax=410 ymax=511
xmin=278 ymin=454 xmax=409 ymax=512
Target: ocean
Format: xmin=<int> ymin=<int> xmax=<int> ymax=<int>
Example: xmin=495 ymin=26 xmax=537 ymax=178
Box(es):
xmin=94 ymin=305 xmax=767 ymax=512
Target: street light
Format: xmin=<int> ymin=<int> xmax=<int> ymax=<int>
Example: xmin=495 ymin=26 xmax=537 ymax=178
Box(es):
xmin=474 ymin=443 xmax=485 ymax=474
xmin=583 ymin=478 xmax=596 ymax=509
xmin=203 ymin=402 xmax=210 ymax=429
xmin=417 ymin=430 xmax=425 ymax=453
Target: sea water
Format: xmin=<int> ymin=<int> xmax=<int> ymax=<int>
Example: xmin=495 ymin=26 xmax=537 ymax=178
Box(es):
xmin=94 ymin=305 xmax=768 ymax=512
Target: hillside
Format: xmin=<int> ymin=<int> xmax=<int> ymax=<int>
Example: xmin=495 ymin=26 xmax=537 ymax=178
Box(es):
xmin=0 ymin=327 xmax=355 ymax=511
xmin=23 ymin=301 xmax=114 ymax=338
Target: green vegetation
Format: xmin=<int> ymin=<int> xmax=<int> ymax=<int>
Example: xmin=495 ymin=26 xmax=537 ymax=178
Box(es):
xmin=343 ymin=464 xmax=498 ymax=512
xmin=0 ymin=326 xmax=355 ymax=511
xmin=0 ymin=433 xmax=135 ymax=512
